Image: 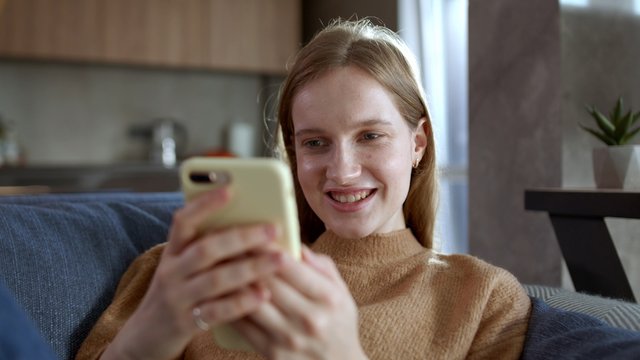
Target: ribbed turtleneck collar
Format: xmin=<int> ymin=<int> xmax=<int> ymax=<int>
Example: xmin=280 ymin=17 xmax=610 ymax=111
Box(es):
xmin=310 ymin=228 xmax=426 ymax=266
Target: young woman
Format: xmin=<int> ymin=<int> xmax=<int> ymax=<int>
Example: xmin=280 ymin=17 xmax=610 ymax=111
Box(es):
xmin=76 ymin=19 xmax=531 ymax=360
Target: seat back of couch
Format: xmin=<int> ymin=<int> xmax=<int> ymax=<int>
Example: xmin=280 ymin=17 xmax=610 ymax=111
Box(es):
xmin=0 ymin=192 xmax=182 ymax=360
xmin=524 ymin=284 xmax=640 ymax=331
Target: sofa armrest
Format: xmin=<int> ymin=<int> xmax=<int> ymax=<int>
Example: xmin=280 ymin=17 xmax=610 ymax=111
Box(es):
xmin=524 ymin=284 xmax=640 ymax=331
xmin=0 ymin=192 xmax=182 ymax=360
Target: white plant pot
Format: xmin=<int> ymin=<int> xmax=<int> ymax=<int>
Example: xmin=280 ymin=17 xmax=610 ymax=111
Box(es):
xmin=592 ymin=145 xmax=640 ymax=189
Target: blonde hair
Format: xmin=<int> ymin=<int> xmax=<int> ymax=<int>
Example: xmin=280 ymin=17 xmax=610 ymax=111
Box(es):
xmin=275 ymin=18 xmax=438 ymax=248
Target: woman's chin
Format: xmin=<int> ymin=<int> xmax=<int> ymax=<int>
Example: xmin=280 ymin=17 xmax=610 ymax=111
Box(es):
xmin=327 ymin=226 xmax=373 ymax=240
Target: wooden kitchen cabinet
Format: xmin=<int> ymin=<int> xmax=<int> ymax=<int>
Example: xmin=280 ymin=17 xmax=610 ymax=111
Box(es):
xmin=0 ymin=0 xmax=300 ymax=74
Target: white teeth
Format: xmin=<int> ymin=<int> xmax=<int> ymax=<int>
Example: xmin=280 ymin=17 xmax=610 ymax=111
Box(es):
xmin=332 ymin=190 xmax=371 ymax=203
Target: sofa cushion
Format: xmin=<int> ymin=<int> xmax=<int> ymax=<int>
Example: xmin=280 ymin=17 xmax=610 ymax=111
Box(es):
xmin=523 ymin=297 xmax=640 ymax=359
xmin=0 ymin=192 xmax=182 ymax=360
xmin=524 ymin=284 xmax=640 ymax=331
xmin=0 ymin=280 xmax=57 ymax=360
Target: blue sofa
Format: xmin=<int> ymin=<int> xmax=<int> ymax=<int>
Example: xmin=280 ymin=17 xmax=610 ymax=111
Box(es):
xmin=0 ymin=192 xmax=638 ymax=359
xmin=0 ymin=192 xmax=181 ymax=359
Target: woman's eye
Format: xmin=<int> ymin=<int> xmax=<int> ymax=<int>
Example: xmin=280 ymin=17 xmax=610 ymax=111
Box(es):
xmin=303 ymin=139 xmax=325 ymax=148
xmin=362 ymin=133 xmax=381 ymax=141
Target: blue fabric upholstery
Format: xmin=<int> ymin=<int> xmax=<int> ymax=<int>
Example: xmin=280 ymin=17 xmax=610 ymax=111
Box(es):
xmin=524 ymin=284 xmax=640 ymax=332
xmin=523 ymin=297 xmax=640 ymax=359
xmin=0 ymin=280 xmax=57 ymax=360
xmin=0 ymin=192 xmax=182 ymax=360
xmin=1 ymin=192 xmax=640 ymax=360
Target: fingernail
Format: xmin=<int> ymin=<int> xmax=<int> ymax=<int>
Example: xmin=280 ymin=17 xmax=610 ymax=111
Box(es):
xmin=255 ymin=285 xmax=271 ymax=301
xmin=302 ymin=247 xmax=322 ymax=267
xmin=211 ymin=187 xmax=229 ymax=200
xmin=201 ymin=188 xmax=226 ymax=204
xmin=263 ymin=224 xmax=281 ymax=241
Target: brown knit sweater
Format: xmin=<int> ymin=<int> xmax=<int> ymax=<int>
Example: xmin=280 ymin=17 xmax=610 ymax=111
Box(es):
xmin=76 ymin=229 xmax=531 ymax=360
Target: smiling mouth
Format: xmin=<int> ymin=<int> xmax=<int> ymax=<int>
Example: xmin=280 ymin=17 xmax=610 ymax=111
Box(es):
xmin=328 ymin=189 xmax=374 ymax=203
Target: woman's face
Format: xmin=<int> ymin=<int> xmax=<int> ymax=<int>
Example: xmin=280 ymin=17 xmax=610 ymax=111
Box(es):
xmin=292 ymin=65 xmax=426 ymax=239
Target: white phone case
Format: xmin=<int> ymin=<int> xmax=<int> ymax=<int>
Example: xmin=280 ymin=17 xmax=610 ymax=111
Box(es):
xmin=180 ymin=157 xmax=301 ymax=351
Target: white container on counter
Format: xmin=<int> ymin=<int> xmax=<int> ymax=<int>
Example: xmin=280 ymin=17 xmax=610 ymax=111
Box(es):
xmin=227 ymin=121 xmax=256 ymax=158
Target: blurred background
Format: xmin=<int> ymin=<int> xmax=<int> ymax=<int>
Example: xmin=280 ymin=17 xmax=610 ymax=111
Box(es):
xmin=0 ymin=0 xmax=638 ymax=296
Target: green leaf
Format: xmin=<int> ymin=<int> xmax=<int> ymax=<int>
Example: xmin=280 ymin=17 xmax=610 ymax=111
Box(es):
xmin=632 ymin=111 xmax=640 ymax=126
xmin=590 ymin=108 xmax=615 ymax=138
xmin=620 ymin=126 xmax=640 ymax=145
xmin=579 ymin=124 xmax=616 ymax=145
xmin=611 ymin=97 xmax=623 ymax=126
xmin=613 ymin=111 xmax=632 ymax=143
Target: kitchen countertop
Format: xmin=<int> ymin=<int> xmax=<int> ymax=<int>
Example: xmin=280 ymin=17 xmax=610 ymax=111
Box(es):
xmin=0 ymin=163 xmax=180 ymax=194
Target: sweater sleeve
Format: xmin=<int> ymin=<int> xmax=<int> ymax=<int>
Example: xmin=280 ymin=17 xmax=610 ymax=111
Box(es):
xmin=466 ymin=268 xmax=532 ymax=360
xmin=75 ymin=244 xmax=166 ymax=360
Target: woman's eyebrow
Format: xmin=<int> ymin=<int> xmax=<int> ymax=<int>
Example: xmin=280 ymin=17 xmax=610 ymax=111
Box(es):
xmin=359 ymin=119 xmax=394 ymax=128
xmin=294 ymin=119 xmax=393 ymax=138
xmin=294 ymin=128 xmax=323 ymax=138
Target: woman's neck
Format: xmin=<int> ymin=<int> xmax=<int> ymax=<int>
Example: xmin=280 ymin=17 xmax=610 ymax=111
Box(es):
xmin=310 ymin=229 xmax=425 ymax=266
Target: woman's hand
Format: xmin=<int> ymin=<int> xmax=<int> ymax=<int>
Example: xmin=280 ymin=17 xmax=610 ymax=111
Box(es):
xmin=103 ymin=188 xmax=287 ymax=360
xmin=232 ymin=247 xmax=368 ymax=360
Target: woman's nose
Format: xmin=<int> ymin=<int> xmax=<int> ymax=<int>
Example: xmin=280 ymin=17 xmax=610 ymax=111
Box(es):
xmin=326 ymin=145 xmax=361 ymax=184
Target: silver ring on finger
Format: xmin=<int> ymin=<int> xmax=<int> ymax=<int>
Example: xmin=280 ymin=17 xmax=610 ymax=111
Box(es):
xmin=192 ymin=307 xmax=210 ymax=331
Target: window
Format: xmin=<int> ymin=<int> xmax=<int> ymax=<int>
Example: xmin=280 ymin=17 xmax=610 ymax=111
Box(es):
xmin=399 ymin=0 xmax=468 ymax=253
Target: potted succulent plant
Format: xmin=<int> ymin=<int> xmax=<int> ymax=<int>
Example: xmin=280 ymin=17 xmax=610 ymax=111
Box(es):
xmin=580 ymin=97 xmax=640 ymax=189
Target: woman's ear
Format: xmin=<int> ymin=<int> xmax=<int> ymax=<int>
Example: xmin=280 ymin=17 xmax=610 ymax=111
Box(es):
xmin=413 ymin=117 xmax=428 ymax=161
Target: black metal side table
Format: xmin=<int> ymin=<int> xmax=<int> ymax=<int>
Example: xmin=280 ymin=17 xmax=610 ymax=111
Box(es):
xmin=525 ymin=188 xmax=639 ymax=303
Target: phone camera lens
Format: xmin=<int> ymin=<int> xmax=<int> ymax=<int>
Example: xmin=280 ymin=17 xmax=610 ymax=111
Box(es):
xmin=190 ymin=172 xmax=214 ymax=183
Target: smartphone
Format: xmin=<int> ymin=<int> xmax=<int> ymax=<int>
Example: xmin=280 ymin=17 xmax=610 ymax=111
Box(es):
xmin=180 ymin=157 xmax=301 ymax=352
